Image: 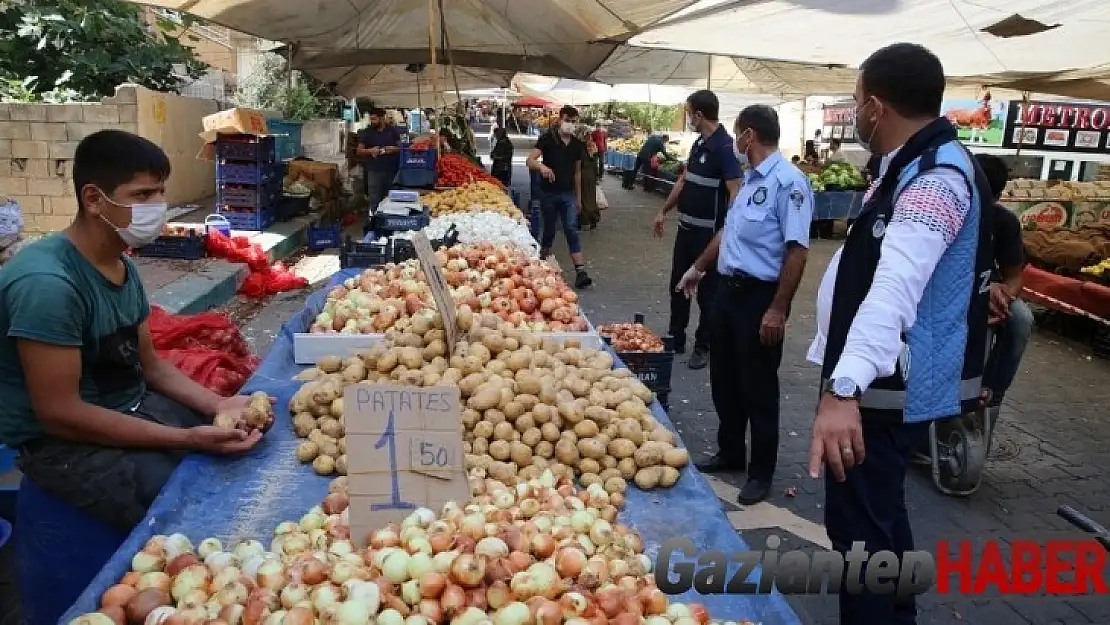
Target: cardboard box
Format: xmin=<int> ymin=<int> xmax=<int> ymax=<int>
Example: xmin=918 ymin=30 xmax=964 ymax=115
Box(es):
xmin=196 ymin=108 xmax=271 ymax=160
xmin=286 ymin=160 xmax=339 ymax=192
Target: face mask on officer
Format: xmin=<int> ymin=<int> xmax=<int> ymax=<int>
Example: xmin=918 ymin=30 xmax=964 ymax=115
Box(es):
xmin=734 ymin=128 xmax=753 ymax=168
xmin=686 ymin=110 xmax=702 ymax=133
xmin=854 ymin=97 xmax=884 ymax=153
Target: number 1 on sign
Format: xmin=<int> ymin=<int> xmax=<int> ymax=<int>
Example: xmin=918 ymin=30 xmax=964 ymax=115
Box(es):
xmin=372 ymin=410 xmax=417 ymax=512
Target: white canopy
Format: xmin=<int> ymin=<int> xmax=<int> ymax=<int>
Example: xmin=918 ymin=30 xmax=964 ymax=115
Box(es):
xmin=513 ymin=74 xmax=694 ymax=105
xmin=626 ymin=0 xmax=1110 ymax=99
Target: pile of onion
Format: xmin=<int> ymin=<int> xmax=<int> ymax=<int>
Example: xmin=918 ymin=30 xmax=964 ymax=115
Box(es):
xmin=72 ymin=471 xmax=747 ymax=625
xmin=309 ymin=243 xmax=587 ymax=336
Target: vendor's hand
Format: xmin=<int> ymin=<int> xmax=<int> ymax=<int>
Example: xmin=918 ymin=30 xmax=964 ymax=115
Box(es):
xmin=369 ymin=147 xmax=382 ymax=157
xmin=539 ymin=164 xmax=556 ymax=182
xmin=652 ymin=211 xmax=666 ymax=238
xmin=186 ymin=425 xmax=263 ymax=455
xmin=808 ymin=394 xmax=865 ymax=482
xmin=988 ymin=283 xmax=1014 ymax=320
xmin=675 ymin=265 xmax=705 ymax=299
xmin=760 ymin=307 xmax=787 ymax=346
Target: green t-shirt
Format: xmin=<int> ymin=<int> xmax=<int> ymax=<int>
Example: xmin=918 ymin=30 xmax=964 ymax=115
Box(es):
xmin=0 ymin=234 xmax=150 ymax=446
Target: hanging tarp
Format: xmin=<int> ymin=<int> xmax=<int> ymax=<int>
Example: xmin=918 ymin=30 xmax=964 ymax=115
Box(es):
xmin=305 ymin=63 xmax=511 ymax=106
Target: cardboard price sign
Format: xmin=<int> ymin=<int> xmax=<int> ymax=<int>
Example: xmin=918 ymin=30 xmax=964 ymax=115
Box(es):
xmin=412 ymin=231 xmax=459 ymax=354
xmin=344 ymin=383 xmax=469 ymax=545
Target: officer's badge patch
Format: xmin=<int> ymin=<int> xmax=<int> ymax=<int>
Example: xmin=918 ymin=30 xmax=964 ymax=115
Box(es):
xmin=872 ymin=220 xmax=886 ymax=239
xmin=699 ymin=154 xmax=706 ymax=164
xmin=753 ymin=186 xmax=768 ymax=205
xmin=789 ymin=189 xmax=805 ymax=208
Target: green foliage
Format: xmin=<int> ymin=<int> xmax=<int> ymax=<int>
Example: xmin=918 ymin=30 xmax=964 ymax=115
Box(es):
xmin=232 ymin=52 xmax=336 ymax=121
xmin=0 ymin=0 xmax=207 ymax=102
xmin=581 ymin=102 xmax=680 ymax=131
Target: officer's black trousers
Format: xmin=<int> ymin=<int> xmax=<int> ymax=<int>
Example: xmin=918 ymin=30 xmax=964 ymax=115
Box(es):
xmin=824 ymin=416 xmax=927 ymax=625
xmin=667 ymin=224 xmax=717 ymax=351
xmin=708 ymin=276 xmax=782 ymax=480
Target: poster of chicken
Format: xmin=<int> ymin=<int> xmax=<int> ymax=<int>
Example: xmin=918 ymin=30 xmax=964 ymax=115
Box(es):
xmin=941 ymin=92 xmax=1007 ymax=146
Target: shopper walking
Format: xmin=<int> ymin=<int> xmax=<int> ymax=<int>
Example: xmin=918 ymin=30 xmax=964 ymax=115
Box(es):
xmin=807 ymin=43 xmax=993 ymax=625
xmin=490 ymin=127 xmax=514 ymax=187
xmin=526 ymin=105 xmax=593 ymax=288
xmin=356 ymin=108 xmax=401 ymax=228
xmin=591 ymin=123 xmax=608 ymax=178
xmin=653 ymin=90 xmax=741 ymax=368
xmin=677 ymin=105 xmax=812 ymax=503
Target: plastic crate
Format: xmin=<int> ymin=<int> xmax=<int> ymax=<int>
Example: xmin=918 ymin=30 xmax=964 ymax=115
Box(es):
xmin=602 ymin=314 xmax=675 ymax=397
xmin=400 ymin=146 xmax=437 ymax=170
xmin=218 ymin=182 xmax=280 ymax=209
xmin=340 ymin=236 xmax=391 ymax=268
xmin=216 ymin=206 xmax=276 ymax=231
xmin=216 ymin=161 xmax=282 ymax=186
xmin=373 ymin=207 xmax=430 ymax=233
xmin=134 ymin=231 xmax=206 ymax=260
xmin=277 ymin=194 xmax=311 ymax=221
xmin=265 ymin=119 xmax=304 ymax=160
xmin=396 ymin=168 xmax=437 ymax=188
xmin=307 ymin=223 xmax=342 ymax=250
xmin=393 ymin=225 xmax=459 ymax=263
xmin=216 ymin=135 xmax=277 ymax=162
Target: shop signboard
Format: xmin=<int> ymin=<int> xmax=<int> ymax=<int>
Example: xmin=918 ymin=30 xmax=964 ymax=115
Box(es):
xmin=822 ymin=103 xmax=856 ymax=143
xmin=1001 ymin=200 xmax=1110 ymax=228
xmin=941 ymin=96 xmax=1007 ymax=146
xmin=1002 ymin=100 xmax=1110 ymax=153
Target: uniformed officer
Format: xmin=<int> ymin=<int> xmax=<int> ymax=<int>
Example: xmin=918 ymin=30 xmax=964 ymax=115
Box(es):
xmin=653 ymin=90 xmax=741 ymax=369
xmin=677 ymin=104 xmax=813 ymax=504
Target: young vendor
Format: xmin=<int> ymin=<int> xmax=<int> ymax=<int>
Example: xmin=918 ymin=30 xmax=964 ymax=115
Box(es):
xmin=0 ymin=130 xmax=263 ymax=533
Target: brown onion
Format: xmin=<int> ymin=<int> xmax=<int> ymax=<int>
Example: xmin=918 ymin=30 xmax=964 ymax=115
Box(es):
xmin=535 ymin=599 xmax=562 ymax=625
xmin=639 ymin=587 xmax=667 ymax=615
xmin=120 ymin=572 xmax=142 ymax=587
xmin=465 ymin=588 xmax=487 ymax=611
xmin=530 ymin=534 xmax=556 ymax=560
xmin=164 ymin=553 xmax=199 ymax=578
xmin=507 ymin=551 xmax=532 ymax=572
xmin=282 ymin=607 xmax=314 ymax=625
xmin=417 ymin=599 xmax=442 ymax=623
xmin=101 ymin=584 xmax=138 ymax=608
xmin=689 ymin=602 xmax=710 ymax=624
xmin=439 ymin=584 xmax=466 ymax=616
xmin=101 ymin=606 xmax=127 ymax=625
xmin=449 ymin=553 xmax=485 ymax=587
xmin=485 ymin=580 xmax=511 ymax=610
xmin=321 ymin=492 xmax=349 ymax=515
xmin=555 ymin=547 xmax=586 ymax=578
xmin=418 ymin=572 xmax=446 ymax=599
xmin=124 ymin=588 xmax=171 ymax=625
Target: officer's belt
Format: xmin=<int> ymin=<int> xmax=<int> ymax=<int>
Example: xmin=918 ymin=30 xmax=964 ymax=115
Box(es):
xmin=684 ymin=172 xmax=721 ymax=187
xmin=818 ymin=377 xmax=983 ymax=411
xmin=677 ymin=213 xmax=716 ymax=229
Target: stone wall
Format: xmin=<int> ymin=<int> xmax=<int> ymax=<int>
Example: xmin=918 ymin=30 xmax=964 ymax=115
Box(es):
xmin=1 ymin=86 xmax=219 ymax=235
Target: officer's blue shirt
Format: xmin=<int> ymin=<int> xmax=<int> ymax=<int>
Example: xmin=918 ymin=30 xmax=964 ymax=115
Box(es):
xmin=678 ymin=125 xmax=741 ymax=229
xmin=718 ymin=151 xmax=814 ymax=281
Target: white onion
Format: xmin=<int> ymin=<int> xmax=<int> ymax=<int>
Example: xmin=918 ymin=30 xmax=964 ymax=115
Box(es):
xmin=392 ymin=212 xmax=538 ymax=257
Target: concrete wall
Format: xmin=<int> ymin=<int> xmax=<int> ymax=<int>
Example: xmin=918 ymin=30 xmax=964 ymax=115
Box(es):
xmin=1 ymin=86 xmax=219 ymax=235
xmin=301 ymin=119 xmax=346 ymax=161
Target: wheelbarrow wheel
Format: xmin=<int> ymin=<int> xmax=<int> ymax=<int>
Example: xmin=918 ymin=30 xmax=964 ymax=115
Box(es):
xmin=933 ymin=415 xmax=986 ymax=495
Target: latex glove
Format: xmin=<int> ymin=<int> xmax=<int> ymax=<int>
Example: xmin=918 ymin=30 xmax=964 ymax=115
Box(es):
xmin=675 ymin=265 xmax=705 ymax=299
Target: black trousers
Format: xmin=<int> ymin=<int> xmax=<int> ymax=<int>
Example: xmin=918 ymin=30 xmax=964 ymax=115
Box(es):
xmin=668 ymin=224 xmax=717 ymax=351
xmin=596 ymin=153 xmax=605 ymax=178
xmin=824 ymin=416 xmax=928 ymax=625
xmin=17 ymin=391 xmax=206 ymax=533
xmin=623 ymin=156 xmax=645 ymax=188
xmin=708 ymin=276 xmax=783 ymax=480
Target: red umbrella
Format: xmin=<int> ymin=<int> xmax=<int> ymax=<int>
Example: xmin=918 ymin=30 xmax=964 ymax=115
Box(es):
xmin=512 ymin=96 xmax=552 ymax=108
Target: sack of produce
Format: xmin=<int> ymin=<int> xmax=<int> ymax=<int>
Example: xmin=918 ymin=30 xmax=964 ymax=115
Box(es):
xmin=159 ymin=347 xmax=259 ymax=396
xmin=148 ymin=306 xmax=251 ymax=356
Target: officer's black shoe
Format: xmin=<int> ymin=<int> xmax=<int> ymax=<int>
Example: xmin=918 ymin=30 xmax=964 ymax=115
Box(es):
xmin=575 ymin=270 xmax=593 ymax=289
xmin=671 ymin=337 xmax=686 ymax=354
xmin=737 ymin=478 xmax=772 ymax=505
xmin=694 ymin=454 xmax=743 ymax=474
xmin=687 ymin=347 xmax=708 ymax=370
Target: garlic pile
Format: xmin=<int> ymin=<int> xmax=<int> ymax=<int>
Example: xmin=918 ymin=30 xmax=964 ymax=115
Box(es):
xmin=394 ymin=213 xmax=538 ymax=259
xmin=291 ymin=313 xmax=689 ymax=491
xmin=73 ymin=471 xmax=752 ymax=625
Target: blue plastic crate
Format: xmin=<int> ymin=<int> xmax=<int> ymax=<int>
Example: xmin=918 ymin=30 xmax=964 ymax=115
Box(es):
xmin=217 ymin=161 xmax=283 ymax=185
xmin=396 ymin=168 xmax=437 ymax=188
xmin=218 ymin=181 xmax=280 ymax=209
xmin=134 ymin=232 xmax=206 ymax=260
xmin=400 ymin=146 xmax=437 ymax=170
xmin=307 ymin=223 xmax=342 ymax=250
xmin=373 ymin=207 xmax=430 ymax=233
xmin=0 ymin=445 xmax=14 ymax=474
xmin=265 ymin=119 xmax=304 ymax=160
xmin=216 ymin=135 xmax=277 ymax=162
xmin=216 ymin=206 xmax=276 ymax=231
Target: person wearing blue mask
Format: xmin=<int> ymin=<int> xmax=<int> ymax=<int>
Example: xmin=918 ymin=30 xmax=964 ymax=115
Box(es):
xmin=676 ymin=105 xmax=813 ymax=502
xmin=806 ymin=43 xmax=994 ymax=624
xmin=652 ymin=90 xmax=741 ymax=369
xmin=0 ymin=130 xmax=264 ymax=534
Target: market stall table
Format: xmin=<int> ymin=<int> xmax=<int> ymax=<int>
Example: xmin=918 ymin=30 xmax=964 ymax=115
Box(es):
xmin=57 ymin=274 xmax=803 ymax=625
xmin=1022 ymin=265 xmax=1110 ymax=320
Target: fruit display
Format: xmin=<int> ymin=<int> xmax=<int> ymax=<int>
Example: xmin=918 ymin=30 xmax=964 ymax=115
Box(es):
xmin=1003 ymin=179 xmax=1110 ymax=201
xmin=74 ymin=471 xmax=741 ymax=625
xmin=607 ymin=137 xmax=644 ymax=153
xmin=1080 ymin=257 xmax=1110 ymax=279
xmin=394 ymin=213 xmax=539 ymax=258
xmin=807 ymin=162 xmax=866 ymax=192
xmin=293 ymin=315 xmax=688 ymax=490
xmin=308 ymin=244 xmax=588 ymax=335
xmin=596 ymin=325 xmax=665 ymax=353
xmin=423 ymin=184 xmax=522 ymax=219
xmin=437 ymin=154 xmax=503 ymax=188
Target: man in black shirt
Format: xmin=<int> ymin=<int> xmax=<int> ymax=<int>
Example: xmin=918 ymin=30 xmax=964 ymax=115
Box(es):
xmin=526 ymin=105 xmax=593 ymax=288
xmin=975 ymin=154 xmax=1033 ymax=412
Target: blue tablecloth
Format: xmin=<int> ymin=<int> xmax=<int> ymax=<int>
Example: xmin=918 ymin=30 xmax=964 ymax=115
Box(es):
xmin=813 ymin=191 xmax=865 ymax=221
xmin=61 ymin=272 xmax=801 ymax=625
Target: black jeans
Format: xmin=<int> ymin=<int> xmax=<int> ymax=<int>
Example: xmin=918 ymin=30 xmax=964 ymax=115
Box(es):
xmin=17 ymin=391 xmax=206 ymax=533
xmin=365 ymin=169 xmax=394 ymax=214
xmin=596 ymin=153 xmax=605 ymax=178
xmin=623 ymin=156 xmax=645 ymax=188
xmin=708 ymin=276 xmax=783 ymax=479
xmin=825 ymin=416 xmax=928 ymax=625
xmin=668 ymin=224 xmax=717 ymax=351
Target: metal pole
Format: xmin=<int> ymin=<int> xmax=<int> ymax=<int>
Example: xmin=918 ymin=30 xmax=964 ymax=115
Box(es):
xmin=438 ymin=0 xmax=463 ymax=113
xmin=706 ymin=55 xmax=712 ymax=89
xmin=285 ymin=43 xmax=295 ymax=118
xmin=1015 ymin=91 xmax=1030 ymax=158
xmin=427 ymin=0 xmax=439 ymax=134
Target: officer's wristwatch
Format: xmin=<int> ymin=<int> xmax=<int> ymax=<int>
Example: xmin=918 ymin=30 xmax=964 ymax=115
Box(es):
xmin=824 ymin=377 xmax=862 ymax=401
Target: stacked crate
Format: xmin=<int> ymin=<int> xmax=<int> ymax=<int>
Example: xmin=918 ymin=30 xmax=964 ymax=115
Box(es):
xmin=215 ymin=135 xmax=280 ymax=231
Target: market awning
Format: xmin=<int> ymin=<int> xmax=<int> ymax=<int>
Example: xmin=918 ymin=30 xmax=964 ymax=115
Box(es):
xmin=304 ymin=63 xmax=513 ymax=107
xmin=512 ymin=96 xmax=553 ymax=108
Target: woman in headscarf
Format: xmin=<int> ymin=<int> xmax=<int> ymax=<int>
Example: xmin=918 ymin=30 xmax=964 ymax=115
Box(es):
xmin=577 ymin=126 xmax=600 ymax=230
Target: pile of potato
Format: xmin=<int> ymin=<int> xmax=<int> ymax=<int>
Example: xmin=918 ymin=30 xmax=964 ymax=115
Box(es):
xmin=213 ymin=391 xmax=276 ymax=434
xmin=423 ymin=182 xmax=522 ymax=219
xmin=289 ymin=312 xmax=690 ymax=494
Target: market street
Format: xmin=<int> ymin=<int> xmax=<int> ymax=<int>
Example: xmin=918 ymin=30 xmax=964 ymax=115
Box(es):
xmin=218 ymin=153 xmax=1110 ymax=625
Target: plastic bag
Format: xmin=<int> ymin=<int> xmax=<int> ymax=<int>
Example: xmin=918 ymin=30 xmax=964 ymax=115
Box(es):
xmin=148 ymin=306 xmax=251 ymax=356
xmin=596 ymin=187 xmax=609 ymax=210
xmin=239 ymin=262 xmax=308 ymax=298
xmin=205 ymin=230 xmax=270 ymax=271
xmin=158 ymin=347 xmax=259 ymax=396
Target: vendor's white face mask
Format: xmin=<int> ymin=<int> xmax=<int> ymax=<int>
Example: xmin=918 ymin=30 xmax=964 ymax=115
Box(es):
xmin=98 ymin=190 xmax=168 ymax=248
